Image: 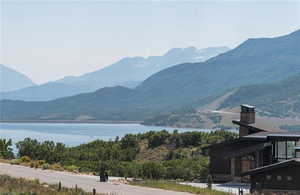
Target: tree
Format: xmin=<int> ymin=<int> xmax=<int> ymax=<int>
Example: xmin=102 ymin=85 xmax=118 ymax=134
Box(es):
xmin=121 ymin=134 xmax=138 ymax=149
xmin=148 ymin=130 xmax=170 ymax=148
xmin=0 ymin=139 xmax=14 ymax=159
xmin=142 ymin=162 xmax=166 ymax=179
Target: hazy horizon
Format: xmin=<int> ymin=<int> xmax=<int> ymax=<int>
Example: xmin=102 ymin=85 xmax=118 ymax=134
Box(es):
xmin=1 ymin=0 xmax=300 ymax=84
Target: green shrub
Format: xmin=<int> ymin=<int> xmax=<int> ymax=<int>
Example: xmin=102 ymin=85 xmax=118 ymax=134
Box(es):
xmin=42 ymin=163 xmax=50 ymax=170
xmin=51 ymin=163 xmax=63 ymax=171
xmin=64 ymin=165 xmax=79 ymax=172
xmin=10 ymin=159 xmax=21 ymax=165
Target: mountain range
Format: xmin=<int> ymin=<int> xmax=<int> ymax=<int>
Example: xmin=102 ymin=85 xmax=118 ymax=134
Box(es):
xmin=0 ymin=64 xmax=36 ymax=92
xmin=1 ymin=29 xmax=300 ymax=123
xmin=0 ymin=47 xmax=229 ymax=101
xmin=58 ymin=46 xmax=230 ymax=90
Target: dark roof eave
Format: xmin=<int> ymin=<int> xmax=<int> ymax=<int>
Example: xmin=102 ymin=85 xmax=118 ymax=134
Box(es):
xmin=202 ymin=138 xmax=242 ymax=149
xmin=242 ymin=158 xmax=300 ymax=176
xmin=232 ymin=120 xmax=266 ymax=133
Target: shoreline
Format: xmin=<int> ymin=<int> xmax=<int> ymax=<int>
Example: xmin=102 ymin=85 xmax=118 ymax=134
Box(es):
xmin=0 ymin=120 xmax=142 ymax=124
xmin=0 ymin=120 xmax=221 ymax=130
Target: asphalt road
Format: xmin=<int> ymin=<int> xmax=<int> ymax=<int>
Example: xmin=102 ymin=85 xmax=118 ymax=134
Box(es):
xmin=0 ymin=163 xmax=193 ymax=195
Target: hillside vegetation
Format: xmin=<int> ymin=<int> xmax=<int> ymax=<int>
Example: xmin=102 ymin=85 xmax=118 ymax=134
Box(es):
xmin=218 ymin=73 xmax=300 ymax=118
xmin=0 ymin=130 xmax=237 ymax=181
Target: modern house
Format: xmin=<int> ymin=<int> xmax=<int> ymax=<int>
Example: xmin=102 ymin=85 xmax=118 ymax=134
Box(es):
xmin=207 ymin=105 xmax=300 ymax=194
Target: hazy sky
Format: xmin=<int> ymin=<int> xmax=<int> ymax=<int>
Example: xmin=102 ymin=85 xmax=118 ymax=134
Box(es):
xmin=1 ymin=0 xmax=300 ymax=84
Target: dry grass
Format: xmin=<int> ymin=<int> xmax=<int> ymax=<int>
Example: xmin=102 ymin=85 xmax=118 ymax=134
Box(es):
xmin=0 ymin=159 xmax=10 ymax=163
xmin=0 ymin=174 xmax=110 ymax=195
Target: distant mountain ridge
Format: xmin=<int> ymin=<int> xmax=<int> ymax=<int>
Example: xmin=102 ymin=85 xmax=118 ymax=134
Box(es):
xmin=1 ymin=46 xmax=229 ymax=101
xmin=57 ymin=46 xmax=230 ymax=90
xmin=0 ymin=82 xmax=85 ymax=102
xmin=136 ymin=29 xmax=300 ymax=105
xmin=0 ymin=64 xmax=36 ymax=92
xmin=1 ymin=29 xmax=300 ymax=122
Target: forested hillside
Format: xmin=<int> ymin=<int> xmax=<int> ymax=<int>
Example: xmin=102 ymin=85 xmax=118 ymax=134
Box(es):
xmin=218 ymin=73 xmax=300 ymax=118
xmin=144 ymin=74 xmax=300 ymax=128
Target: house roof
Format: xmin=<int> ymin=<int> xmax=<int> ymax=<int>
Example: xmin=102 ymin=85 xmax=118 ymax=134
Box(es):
xmin=242 ymin=131 xmax=300 ymax=141
xmin=241 ymin=104 xmax=255 ymax=109
xmin=242 ymin=158 xmax=300 ymax=176
xmin=267 ymin=132 xmax=300 ymax=140
xmin=202 ymin=138 xmax=244 ymax=149
xmin=205 ymin=130 xmax=300 ymax=150
xmin=242 ymin=132 xmax=271 ymax=140
xmin=232 ymin=120 xmax=285 ymax=133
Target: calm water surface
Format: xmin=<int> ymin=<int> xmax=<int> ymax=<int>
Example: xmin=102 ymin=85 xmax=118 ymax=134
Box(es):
xmin=0 ymin=123 xmax=211 ymax=146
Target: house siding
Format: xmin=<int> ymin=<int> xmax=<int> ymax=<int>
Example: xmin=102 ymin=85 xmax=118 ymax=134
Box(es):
xmin=250 ymin=165 xmax=300 ymax=194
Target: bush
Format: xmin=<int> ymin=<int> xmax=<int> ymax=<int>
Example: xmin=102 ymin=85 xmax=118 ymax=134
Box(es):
xmin=64 ymin=165 xmax=79 ymax=172
xmin=30 ymin=161 xmax=35 ymax=168
xmin=142 ymin=162 xmax=166 ymax=179
xmin=10 ymin=159 xmax=22 ymax=165
xmin=42 ymin=163 xmax=50 ymax=170
xmin=20 ymin=156 xmax=31 ymax=163
xmin=51 ymin=163 xmax=64 ymax=171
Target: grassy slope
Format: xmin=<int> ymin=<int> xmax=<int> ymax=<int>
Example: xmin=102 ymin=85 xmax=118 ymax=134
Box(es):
xmin=131 ymin=180 xmax=232 ymax=195
xmin=0 ymin=174 xmax=106 ymax=195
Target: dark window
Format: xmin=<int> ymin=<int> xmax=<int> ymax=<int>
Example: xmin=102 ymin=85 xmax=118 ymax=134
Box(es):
xmin=287 ymin=176 xmax=293 ymax=181
xmin=266 ymin=175 xmax=272 ymax=180
xmin=276 ymin=175 xmax=282 ymax=181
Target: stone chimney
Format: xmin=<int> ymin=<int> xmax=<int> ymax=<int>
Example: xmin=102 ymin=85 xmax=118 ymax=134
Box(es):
xmin=239 ymin=104 xmax=255 ymax=137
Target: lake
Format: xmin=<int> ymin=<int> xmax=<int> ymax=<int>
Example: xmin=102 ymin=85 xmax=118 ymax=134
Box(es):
xmin=0 ymin=122 xmax=211 ymax=147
